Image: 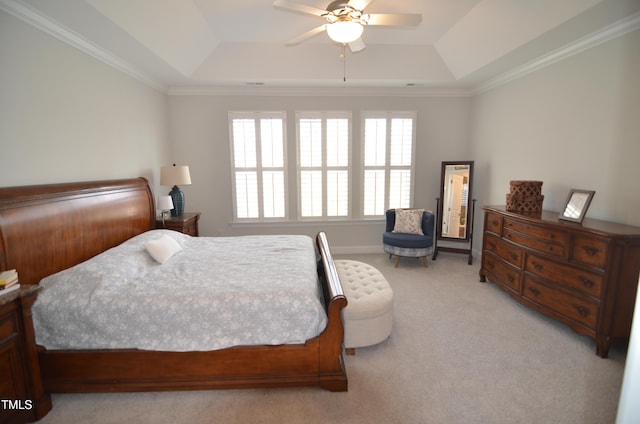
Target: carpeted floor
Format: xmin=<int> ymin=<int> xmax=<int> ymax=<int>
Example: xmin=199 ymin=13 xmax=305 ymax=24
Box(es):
xmin=36 ymin=253 xmax=626 ymax=423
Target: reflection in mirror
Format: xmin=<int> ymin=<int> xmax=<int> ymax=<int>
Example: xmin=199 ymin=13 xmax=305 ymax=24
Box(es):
xmin=441 ymin=162 xmax=473 ymax=239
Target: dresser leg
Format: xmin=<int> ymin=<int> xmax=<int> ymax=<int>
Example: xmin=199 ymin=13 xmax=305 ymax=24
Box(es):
xmin=596 ymin=336 xmax=611 ymax=358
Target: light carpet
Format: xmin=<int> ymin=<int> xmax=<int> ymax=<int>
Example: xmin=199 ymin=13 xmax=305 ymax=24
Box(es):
xmin=36 ymin=253 xmax=626 ymax=424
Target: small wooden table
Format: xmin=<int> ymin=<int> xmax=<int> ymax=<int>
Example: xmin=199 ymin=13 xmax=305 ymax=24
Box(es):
xmin=156 ymin=212 xmax=200 ymax=236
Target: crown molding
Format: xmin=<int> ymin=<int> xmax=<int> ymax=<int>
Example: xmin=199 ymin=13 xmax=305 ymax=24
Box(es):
xmin=473 ymin=11 xmax=640 ymax=95
xmin=0 ymin=0 xmax=167 ymax=93
xmin=166 ymin=84 xmax=473 ymax=98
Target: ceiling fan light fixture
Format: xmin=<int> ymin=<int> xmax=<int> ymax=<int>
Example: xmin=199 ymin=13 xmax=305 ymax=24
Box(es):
xmin=326 ymin=20 xmax=363 ymax=44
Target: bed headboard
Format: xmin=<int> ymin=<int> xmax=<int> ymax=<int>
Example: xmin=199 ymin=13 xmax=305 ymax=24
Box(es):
xmin=0 ymin=178 xmax=155 ymax=285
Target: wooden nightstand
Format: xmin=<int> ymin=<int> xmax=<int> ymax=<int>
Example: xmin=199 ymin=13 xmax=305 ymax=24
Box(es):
xmin=156 ymin=212 xmax=200 ymax=236
xmin=0 ymin=285 xmax=52 ymax=424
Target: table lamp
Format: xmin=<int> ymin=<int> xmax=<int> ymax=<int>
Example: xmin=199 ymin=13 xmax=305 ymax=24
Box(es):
xmin=160 ymin=164 xmax=191 ymax=216
xmin=157 ymin=196 xmax=174 ymax=226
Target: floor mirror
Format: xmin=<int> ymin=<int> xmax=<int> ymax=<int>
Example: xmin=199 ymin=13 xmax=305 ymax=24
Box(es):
xmin=433 ymin=161 xmax=475 ymax=264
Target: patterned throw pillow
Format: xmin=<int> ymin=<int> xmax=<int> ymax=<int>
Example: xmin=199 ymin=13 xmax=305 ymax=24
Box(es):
xmin=392 ymin=209 xmax=424 ymax=235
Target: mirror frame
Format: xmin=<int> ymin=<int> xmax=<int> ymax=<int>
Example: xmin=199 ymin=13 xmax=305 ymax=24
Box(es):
xmin=437 ymin=161 xmax=474 ymax=242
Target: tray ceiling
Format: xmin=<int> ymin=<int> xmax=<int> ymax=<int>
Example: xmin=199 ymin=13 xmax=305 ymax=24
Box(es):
xmin=5 ymin=0 xmax=640 ymax=93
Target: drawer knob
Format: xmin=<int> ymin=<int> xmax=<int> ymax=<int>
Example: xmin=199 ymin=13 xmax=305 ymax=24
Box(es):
xmin=488 ymin=241 xmax=496 ymax=249
xmin=576 ymin=306 xmax=591 ymax=318
xmin=528 ymin=287 xmax=540 ymax=297
xmin=580 ymin=277 xmax=595 ymax=289
xmin=509 ymin=252 xmax=518 ymax=260
xmin=532 ymin=261 xmax=543 ymax=271
xmin=492 ymin=219 xmax=499 ymax=226
xmin=581 ymin=246 xmax=599 ymax=256
xmin=507 ymin=274 xmax=515 ymax=283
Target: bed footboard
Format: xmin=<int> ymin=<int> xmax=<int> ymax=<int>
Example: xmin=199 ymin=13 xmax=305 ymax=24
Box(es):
xmin=316 ymin=231 xmax=348 ymax=391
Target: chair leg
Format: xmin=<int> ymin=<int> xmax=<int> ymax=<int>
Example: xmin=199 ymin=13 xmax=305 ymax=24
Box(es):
xmin=394 ymin=256 xmax=400 ymax=268
xmin=423 ymin=256 xmax=428 ymax=267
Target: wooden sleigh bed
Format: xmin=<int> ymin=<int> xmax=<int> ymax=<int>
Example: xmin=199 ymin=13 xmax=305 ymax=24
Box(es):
xmin=0 ymin=178 xmax=348 ymax=398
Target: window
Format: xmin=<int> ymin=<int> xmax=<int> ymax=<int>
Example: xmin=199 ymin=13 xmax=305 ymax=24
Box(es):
xmin=297 ymin=112 xmax=351 ymax=219
xmin=229 ymin=112 xmax=287 ymax=221
xmin=362 ymin=112 xmax=416 ymax=217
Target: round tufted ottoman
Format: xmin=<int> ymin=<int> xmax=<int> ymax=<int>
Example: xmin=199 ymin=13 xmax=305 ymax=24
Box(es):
xmin=335 ymin=259 xmax=394 ymax=355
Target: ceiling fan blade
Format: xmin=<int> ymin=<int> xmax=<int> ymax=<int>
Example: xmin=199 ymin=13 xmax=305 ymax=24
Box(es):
xmin=273 ymin=0 xmax=326 ymax=17
xmin=285 ymin=24 xmax=327 ymax=46
xmin=348 ymin=37 xmax=366 ymax=53
xmin=348 ymin=0 xmax=374 ymax=11
xmin=366 ymin=13 xmax=422 ymax=26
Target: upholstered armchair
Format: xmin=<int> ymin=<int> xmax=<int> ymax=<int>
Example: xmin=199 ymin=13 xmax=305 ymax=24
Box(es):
xmin=383 ymin=209 xmax=435 ymax=268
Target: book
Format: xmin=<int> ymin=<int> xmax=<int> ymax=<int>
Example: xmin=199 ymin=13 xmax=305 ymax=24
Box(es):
xmin=0 ymin=283 xmax=19 ymax=296
xmin=0 ymin=269 xmax=18 ymax=287
xmin=0 ymin=279 xmax=19 ymax=290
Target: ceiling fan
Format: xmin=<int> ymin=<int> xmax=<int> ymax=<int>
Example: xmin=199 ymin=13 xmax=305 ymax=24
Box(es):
xmin=273 ymin=0 xmax=422 ymax=52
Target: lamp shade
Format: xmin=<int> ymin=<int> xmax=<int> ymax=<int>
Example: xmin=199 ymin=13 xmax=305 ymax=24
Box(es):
xmin=160 ymin=165 xmax=191 ymax=186
xmin=157 ymin=196 xmax=174 ymax=212
xmin=326 ymin=20 xmax=363 ymax=44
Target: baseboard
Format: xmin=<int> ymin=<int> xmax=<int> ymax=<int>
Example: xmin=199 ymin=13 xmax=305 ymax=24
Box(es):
xmin=330 ymin=245 xmax=483 ymax=259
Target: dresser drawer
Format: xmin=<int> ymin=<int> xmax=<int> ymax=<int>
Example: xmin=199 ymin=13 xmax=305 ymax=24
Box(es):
xmin=504 ymin=218 xmax=569 ymax=246
xmin=485 ymin=212 xmax=503 ymax=234
xmin=571 ymin=235 xmax=609 ymax=269
xmin=523 ymin=276 xmax=599 ymax=329
xmin=181 ymin=220 xmax=198 ymax=237
xmin=482 ymin=252 xmax=521 ymax=293
xmin=525 ymin=254 xmax=603 ymax=298
xmin=484 ymin=233 xmax=522 ymax=268
xmin=504 ymin=228 xmax=567 ymax=257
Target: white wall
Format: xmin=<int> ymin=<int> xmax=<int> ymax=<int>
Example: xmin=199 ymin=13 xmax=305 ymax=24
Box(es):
xmin=469 ymin=28 xmax=640 ymax=246
xmin=168 ymin=94 xmax=471 ymax=250
xmin=0 ymin=10 xmax=170 ymax=190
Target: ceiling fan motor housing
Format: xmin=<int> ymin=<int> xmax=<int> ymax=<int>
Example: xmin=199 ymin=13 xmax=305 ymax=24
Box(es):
xmin=326 ymin=1 xmax=355 ymax=13
xmin=324 ymin=1 xmax=366 ymax=24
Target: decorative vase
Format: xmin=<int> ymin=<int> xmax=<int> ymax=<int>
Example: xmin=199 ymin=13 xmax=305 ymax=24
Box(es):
xmin=169 ymin=185 xmax=185 ymax=216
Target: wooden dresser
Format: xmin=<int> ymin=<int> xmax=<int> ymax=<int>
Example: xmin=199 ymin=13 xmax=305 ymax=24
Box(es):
xmin=479 ymin=205 xmax=640 ymax=357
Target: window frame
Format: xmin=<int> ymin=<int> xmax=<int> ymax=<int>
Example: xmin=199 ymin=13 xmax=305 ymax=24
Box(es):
xmin=295 ymin=111 xmax=353 ymax=221
xmin=361 ymin=111 xmax=417 ymax=218
xmin=228 ymin=111 xmax=288 ymax=222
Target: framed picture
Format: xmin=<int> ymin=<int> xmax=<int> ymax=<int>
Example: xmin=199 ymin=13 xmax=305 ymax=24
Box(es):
xmin=559 ymin=189 xmax=595 ymax=223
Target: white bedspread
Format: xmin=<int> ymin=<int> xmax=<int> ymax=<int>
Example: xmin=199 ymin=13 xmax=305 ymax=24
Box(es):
xmin=32 ymin=231 xmax=327 ymax=351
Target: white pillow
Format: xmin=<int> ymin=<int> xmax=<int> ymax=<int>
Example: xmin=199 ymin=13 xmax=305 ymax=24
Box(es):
xmin=144 ymin=234 xmax=183 ymax=264
xmin=393 ymin=209 xmax=424 ymax=235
